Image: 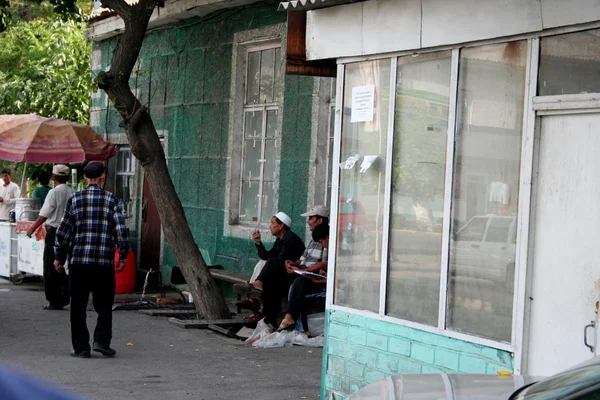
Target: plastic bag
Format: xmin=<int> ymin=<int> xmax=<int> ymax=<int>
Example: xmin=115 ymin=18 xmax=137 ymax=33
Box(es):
xmin=306 ymin=312 xmax=325 ymax=337
xmin=252 ymin=331 xmax=292 ymax=348
xmin=251 ymin=330 xmax=324 ymax=348
xmin=245 ymin=318 xmax=273 ymax=345
xmin=292 ymin=333 xmax=324 ymax=348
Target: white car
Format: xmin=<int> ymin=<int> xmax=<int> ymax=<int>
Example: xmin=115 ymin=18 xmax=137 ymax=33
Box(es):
xmin=451 ymin=215 xmax=516 ymax=284
xmin=348 ymin=355 xmax=600 ymax=399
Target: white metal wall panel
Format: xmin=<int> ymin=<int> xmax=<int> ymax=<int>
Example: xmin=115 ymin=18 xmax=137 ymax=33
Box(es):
xmin=421 ymin=0 xmax=542 ymax=48
xmin=541 ymin=0 xmax=600 ymax=29
xmin=306 ymin=2 xmax=364 ymax=59
xmin=361 ymin=0 xmax=421 ymax=55
xmin=306 ymin=0 xmax=421 ymax=60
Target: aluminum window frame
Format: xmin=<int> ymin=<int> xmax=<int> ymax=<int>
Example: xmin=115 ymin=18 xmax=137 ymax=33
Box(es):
xmin=327 ymin=38 xmax=539 ymax=361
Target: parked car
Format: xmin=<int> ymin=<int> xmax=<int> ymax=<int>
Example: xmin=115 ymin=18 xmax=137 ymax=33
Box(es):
xmin=348 ymin=355 xmax=600 ymax=399
xmin=451 ymin=215 xmax=516 ymax=284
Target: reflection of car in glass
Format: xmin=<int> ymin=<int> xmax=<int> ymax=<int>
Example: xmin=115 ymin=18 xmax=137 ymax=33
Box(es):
xmin=348 ymin=355 xmax=600 ymax=399
xmin=338 ymin=198 xmax=372 ymax=256
xmin=451 ymin=215 xmax=516 ymax=284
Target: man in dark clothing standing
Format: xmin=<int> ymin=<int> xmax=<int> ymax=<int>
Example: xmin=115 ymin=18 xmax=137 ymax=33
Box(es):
xmin=26 ymin=165 xmax=74 ymax=310
xmin=54 ymin=161 xmax=128 ymax=359
xmin=234 ymin=211 xmax=305 ymax=327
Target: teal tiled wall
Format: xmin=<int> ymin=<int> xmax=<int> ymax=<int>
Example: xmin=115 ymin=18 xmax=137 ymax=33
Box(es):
xmin=322 ymin=309 xmax=514 ymax=399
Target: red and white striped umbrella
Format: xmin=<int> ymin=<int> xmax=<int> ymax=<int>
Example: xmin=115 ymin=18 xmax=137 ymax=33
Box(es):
xmin=0 ymin=114 xmax=117 ymax=163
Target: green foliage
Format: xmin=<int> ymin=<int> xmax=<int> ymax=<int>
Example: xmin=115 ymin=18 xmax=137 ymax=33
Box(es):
xmin=0 ymin=16 xmax=91 ymax=184
xmin=0 ymin=0 xmax=85 ymax=32
xmin=0 ymin=17 xmax=91 ymax=123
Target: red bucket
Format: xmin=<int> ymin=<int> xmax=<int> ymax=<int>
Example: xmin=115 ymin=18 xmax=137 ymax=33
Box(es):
xmin=114 ymin=249 xmax=136 ymax=294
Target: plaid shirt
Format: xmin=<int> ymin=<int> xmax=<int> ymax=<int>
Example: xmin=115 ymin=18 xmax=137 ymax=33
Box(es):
xmin=54 ymin=184 xmax=128 ymax=266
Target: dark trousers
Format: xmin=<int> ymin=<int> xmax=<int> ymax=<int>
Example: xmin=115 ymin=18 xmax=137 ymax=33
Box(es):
xmin=43 ymin=227 xmax=69 ymax=307
xmin=69 ymin=264 xmax=115 ymax=352
xmin=257 ymin=259 xmax=296 ymax=326
xmin=286 ymin=276 xmax=326 ymax=329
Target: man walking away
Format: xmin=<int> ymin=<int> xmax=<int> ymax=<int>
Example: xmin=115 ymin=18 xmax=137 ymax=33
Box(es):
xmin=26 ymin=165 xmax=74 ymax=310
xmin=54 ymin=161 xmax=128 ymax=359
xmin=0 ymin=169 xmax=19 ymax=221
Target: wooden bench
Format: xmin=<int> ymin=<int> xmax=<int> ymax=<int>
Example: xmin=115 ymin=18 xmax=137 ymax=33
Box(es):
xmin=170 ymin=265 xmax=250 ymax=313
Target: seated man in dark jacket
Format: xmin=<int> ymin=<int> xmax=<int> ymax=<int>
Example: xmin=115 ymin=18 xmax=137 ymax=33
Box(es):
xmin=234 ymin=212 xmax=305 ymax=327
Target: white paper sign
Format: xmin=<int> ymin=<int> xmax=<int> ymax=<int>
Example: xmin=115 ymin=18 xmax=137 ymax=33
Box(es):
xmin=351 ymin=85 xmax=375 ymax=123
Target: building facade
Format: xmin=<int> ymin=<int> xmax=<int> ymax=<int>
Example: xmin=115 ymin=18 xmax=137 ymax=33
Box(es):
xmin=303 ymin=0 xmax=600 ymax=398
xmin=87 ymin=1 xmax=336 ymax=286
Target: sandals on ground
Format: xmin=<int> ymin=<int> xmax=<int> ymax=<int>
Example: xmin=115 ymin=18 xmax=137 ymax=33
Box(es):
xmin=276 ymin=321 xmax=296 ymax=332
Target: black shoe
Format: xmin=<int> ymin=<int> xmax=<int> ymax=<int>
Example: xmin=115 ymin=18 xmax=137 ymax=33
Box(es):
xmin=43 ymin=304 xmax=63 ymax=310
xmin=70 ymin=350 xmax=91 ymax=358
xmin=93 ymin=342 xmax=116 ymax=357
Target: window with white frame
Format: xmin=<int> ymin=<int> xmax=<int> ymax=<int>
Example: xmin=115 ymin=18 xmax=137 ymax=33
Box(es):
xmin=115 ymin=146 xmax=136 ymax=219
xmin=238 ymin=44 xmax=282 ymax=225
xmin=325 ymin=78 xmax=336 ymax=206
xmin=333 ymin=40 xmax=528 ymax=344
xmin=312 ymin=78 xmax=337 ymax=209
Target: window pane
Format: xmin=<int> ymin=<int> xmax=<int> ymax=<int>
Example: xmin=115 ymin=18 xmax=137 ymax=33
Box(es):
xmin=455 ymin=216 xmax=487 ymax=242
xmin=447 ymin=41 xmax=526 ymax=342
xmin=539 ymin=29 xmax=600 ymax=96
xmin=485 ymin=217 xmax=513 ymax=243
xmin=260 ymin=48 xmax=275 ymax=103
xmin=263 ymin=139 xmax=276 ymax=180
xmin=239 ymin=180 xmax=260 ymax=223
xmin=244 ymin=110 xmax=263 ymax=139
xmin=117 ymin=149 xmax=131 ymax=172
xmin=260 ymin=181 xmax=274 ymax=223
xmin=116 ymin=175 xmax=133 ymax=218
xmin=246 ymin=51 xmax=260 ymax=104
xmin=266 ymin=110 xmax=278 ymax=138
xmin=243 ymin=139 xmax=262 ymax=180
xmin=274 ymin=47 xmax=281 ymax=101
xmin=386 ymin=51 xmax=451 ymax=325
xmin=334 ymin=59 xmax=391 ymax=312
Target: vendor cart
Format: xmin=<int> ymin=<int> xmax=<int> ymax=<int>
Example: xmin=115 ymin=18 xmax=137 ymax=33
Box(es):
xmin=0 ymin=114 xmax=117 ymax=284
xmin=0 ymin=221 xmax=17 ymax=279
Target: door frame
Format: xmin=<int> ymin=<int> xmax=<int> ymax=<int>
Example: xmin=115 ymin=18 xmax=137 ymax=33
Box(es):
xmin=520 ymin=93 xmax=600 ymax=374
xmin=136 ymin=135 xmax=167 ymax=278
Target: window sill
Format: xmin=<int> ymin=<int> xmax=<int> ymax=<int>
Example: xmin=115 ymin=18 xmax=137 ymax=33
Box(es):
xmin=224 ymin=221 xmax=275 ymax=242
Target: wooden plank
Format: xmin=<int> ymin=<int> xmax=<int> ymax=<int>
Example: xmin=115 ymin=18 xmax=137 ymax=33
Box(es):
xmin=168 ymin=318 xmax=253 ymax=329
xmin=138 ymin=309 xmax=197 ymax=317
xmin=286 ymin=10 xmax=336 ymax=77
xmin=207 ymin=324 xmax=239 ymax=339
xmin=209 ymin=269 xmax=250 ymax=284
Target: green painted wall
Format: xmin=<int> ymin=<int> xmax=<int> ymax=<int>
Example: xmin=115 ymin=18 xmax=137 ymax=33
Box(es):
xmin=90 ymin=4 xmax=317 ymax=283
xmin=322 ymin=309 xmax=514 ymax=399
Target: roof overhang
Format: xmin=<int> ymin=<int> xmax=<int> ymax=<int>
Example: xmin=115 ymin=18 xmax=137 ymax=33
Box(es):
xmin=87 ymin=0 xmax=264 ymax=41
xmin=277 ymin=0 xmax=365 ymax=12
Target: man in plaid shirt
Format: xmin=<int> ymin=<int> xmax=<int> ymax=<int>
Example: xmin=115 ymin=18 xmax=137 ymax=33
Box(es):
xmin=54 ymin=161 xmax=129 ymax=359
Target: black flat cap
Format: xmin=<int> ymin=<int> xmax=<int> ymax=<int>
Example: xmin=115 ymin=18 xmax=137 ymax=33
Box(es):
xmin=83 ymin=161 xmax=106 ymax=179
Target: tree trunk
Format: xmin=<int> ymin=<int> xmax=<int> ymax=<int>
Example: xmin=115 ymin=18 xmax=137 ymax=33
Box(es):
xmin=97 ymin=0 xmax=230 ymax=320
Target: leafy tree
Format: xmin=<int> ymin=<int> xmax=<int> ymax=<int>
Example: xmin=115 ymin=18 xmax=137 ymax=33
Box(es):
xmin=97 ymin=0 xmax=230 ymax=319
xmin=0 ymin=18 xmax=91 ymax=122
xmin=0 ymin=0 xmax=85 ymax=32
xmin=0 ymin=16 xmax=91 ymax=190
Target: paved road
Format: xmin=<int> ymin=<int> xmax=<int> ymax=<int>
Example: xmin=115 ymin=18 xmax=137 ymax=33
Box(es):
xmin=0 ymin=278 xmax=322 ymax=399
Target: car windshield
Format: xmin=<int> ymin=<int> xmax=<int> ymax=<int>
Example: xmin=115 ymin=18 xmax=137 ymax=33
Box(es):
xmin=455 ymin=216 xmax=487 ymax=241
xmin=517 ymin=362 xmax=600 ymax=400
